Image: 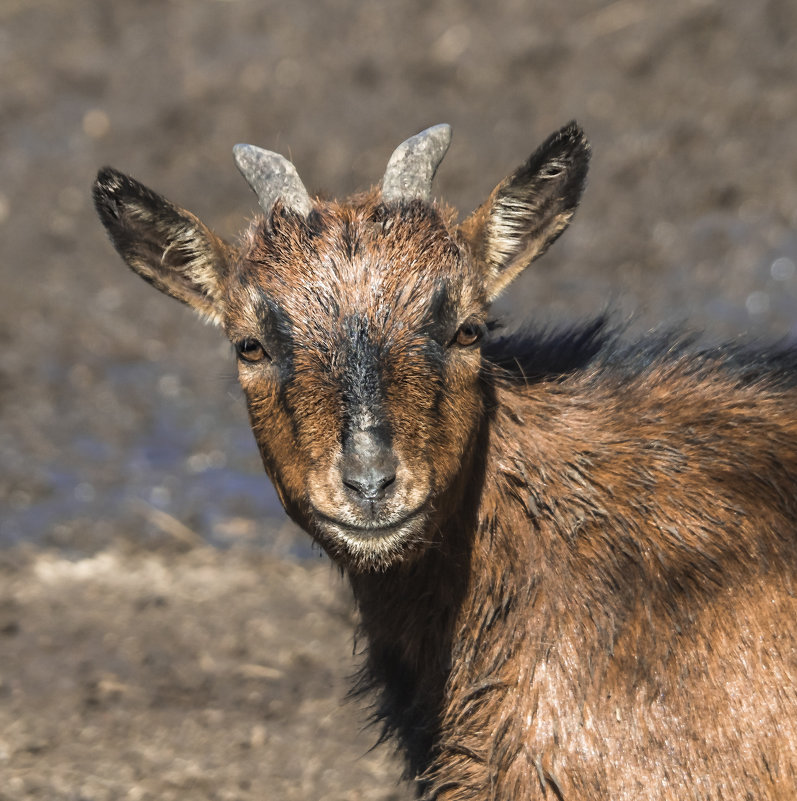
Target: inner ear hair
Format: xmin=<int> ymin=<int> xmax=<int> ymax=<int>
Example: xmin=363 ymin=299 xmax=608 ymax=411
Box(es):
xmin=93 ymin=167 xmax=233 ymax=325
xmin=461 ymin=122 xmax=591 ymax=302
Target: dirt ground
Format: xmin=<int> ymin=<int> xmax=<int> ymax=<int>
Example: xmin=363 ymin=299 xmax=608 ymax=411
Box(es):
xmin=1 ymin=0 xmax=796 ymax=798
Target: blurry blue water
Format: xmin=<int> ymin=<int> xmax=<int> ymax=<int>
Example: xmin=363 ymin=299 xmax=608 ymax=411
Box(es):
xmin=0 ymin=400 xmax=316 ymax=559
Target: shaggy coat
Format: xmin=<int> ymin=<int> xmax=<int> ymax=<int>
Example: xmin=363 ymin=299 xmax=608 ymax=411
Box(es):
xmin=94 ymin=123 xmax=797 ymax=800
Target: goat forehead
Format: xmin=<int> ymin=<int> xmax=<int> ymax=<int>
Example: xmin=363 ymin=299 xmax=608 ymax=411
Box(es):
xmin=235 ymin=214 xmax=467 ymax=340
xmin=237 ymin=271 xmax=454 ymax=352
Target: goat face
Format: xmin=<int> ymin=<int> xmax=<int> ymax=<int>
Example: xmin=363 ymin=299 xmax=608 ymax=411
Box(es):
xmin=94 ymin=123 xmax=590 ymax=571
xmin=224 ymin=199 xmax=487 ymax=570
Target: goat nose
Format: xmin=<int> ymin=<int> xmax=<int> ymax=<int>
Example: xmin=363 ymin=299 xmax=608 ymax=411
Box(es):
xmin=341 ymin=429 xmax=398 ymax=502
xmin=342 ymin=466 xmax=396 ymax=501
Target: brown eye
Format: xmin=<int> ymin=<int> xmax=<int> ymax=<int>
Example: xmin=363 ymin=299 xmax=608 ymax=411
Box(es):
xmin=453 ymin=319 xmax=485 ymax=348
xmin=236 ymin=338 xmax=269 ymax=363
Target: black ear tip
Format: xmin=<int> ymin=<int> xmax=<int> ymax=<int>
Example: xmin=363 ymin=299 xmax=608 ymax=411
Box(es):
xmin=515 ymin=122 xmax=592 ymax=190
xmin=94 ymin=166 xmax=126 ymax=195
xmin=92 ymin=167 xmax=157 ymax=224
xmin=558 ymin=121 xmax=591 ymax=161
xmin=93 ymin=167 xmax=131 ymax=222
xmin=93 ymin=167 xmax=118 ymax=204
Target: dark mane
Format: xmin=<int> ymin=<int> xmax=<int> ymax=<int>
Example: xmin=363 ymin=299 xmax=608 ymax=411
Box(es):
xmin=483 ymin=314 xmax=797 ymax=390
xmin=482 ymin=315 xmax=614 ymax=382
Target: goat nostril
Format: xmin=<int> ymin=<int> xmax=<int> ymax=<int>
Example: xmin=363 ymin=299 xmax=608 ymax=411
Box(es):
xmin=343 ymin=471 xmax=396 ymax=501
xmin=376 ymin=472 xmax=397 ymax=496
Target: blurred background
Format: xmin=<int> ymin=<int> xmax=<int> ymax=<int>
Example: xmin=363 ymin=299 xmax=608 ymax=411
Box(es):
xmin=1 ymin=0 xmax=795 ymax=798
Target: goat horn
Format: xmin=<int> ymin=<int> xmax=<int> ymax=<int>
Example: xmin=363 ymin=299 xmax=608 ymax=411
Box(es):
xmin=381 ymin=124 xmax=452 ymax=204
xmin=232 ymin=144 xmax=313 ymax=217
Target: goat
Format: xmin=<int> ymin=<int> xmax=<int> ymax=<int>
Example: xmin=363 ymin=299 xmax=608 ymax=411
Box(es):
xmin=93 ymin=123 xmax=797 ymax=800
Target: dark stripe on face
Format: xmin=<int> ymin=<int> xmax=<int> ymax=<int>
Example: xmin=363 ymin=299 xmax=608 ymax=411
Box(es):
xmin=251 ymin=292 xmax=304 ymax=445
xmin=423 ymin=281 xmax=459 ymax=346
xmin=420 ymin=336 xmax=446 ymax=432
xmin=421 ymin=282 xmax=459 ymax=431
xmin=340 ymin=313 xmax=392 ymax=441
xmin=255 ymin=293 xmax=295 ymax=384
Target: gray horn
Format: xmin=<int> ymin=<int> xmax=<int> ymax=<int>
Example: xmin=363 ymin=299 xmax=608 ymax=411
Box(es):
xmin=381 ymin=124 xmax=452 ymax=204
xmin=232 ymin=144 xmax=313 ymax=217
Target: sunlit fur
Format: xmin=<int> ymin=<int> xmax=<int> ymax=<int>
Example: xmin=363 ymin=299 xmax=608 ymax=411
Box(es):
xmin=94 ymin=123 xmax=797 ymax=800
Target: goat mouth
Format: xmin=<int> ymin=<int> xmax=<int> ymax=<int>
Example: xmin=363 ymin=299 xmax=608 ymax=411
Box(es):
xmin=312 ymin=506 xmax=427 ymax=540
xmin=310 ymin=506 xmax=431 ymax=570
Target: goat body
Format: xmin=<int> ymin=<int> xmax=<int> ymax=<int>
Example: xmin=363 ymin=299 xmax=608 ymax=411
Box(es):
xmin=94 ymin=123 xmax=797 ymax=799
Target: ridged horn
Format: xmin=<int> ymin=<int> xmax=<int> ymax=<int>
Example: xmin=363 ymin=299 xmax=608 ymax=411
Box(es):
xmin=232 ymin=144 xmax=313 ymax=217
xmin=381 ymin=124 xmax=452 ymax=204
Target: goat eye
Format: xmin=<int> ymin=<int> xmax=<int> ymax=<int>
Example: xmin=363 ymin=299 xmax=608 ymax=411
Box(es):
xmin=236 ymin=338 xmax=269 ymax=363
xmin=453 ymin=319 xmax=485 ymax=348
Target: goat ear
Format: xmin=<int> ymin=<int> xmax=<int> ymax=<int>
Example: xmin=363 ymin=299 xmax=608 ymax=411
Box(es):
xmin=459 ymin=122 xmax=590 ymax=302
xmin=93 ymin=168 xmax=233 ymax=326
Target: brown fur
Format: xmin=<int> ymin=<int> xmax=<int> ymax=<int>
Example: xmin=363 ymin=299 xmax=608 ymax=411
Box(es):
xmin=94 ymin=123 xmax=797 ymax=799
xmin=358 ymin=359 xmax=797 ymax=798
